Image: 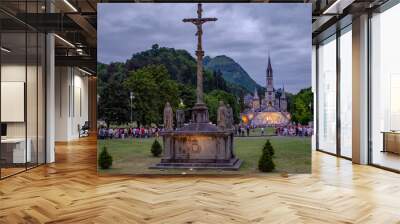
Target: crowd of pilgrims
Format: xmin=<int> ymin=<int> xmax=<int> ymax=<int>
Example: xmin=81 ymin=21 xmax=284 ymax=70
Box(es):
xmin=97 ymin=127 xmax=160 ymax=139
xmin=235 ymin=124 xmax=313 ymax=137
xmin=98 ymin=123 xmax=313 ymax=139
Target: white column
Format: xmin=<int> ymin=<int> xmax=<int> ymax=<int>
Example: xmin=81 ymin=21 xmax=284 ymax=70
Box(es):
xmin=46 ymin=33 xmax=55 ymax=163
xmin=352 ymin=14 xmax=369 ymax=164
xmin=45 ymin=0 xmax=56 ymax=163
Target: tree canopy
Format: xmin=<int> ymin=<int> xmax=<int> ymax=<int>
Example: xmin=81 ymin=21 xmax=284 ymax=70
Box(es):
xmin=97 ymin=45 xmax=243 ymax=126
xmin=287 ymin=87 xmax=313 ymax=125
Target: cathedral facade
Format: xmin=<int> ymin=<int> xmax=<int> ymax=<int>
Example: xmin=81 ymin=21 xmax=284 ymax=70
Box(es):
xmin=241 ymin=54 xmax=291 ymax=126
xmin=245 ymin=55 xmax=288 ymax=112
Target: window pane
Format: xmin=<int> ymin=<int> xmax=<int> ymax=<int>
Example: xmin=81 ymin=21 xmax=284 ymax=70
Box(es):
xmin=340 ymin=28 xmax=352 ymax=158
xmin=318 ymin=36 xmax=337 ymax=154
xmin=27 ymin=31 xmax=38 ymax=169
xmin=1 ymin=31 xmax=27 ymax=177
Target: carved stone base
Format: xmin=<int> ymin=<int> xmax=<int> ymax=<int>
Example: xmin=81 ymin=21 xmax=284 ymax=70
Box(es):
xmin=150 ymin=128 xmax=241 ymax=170
xmin=150 ymin=158 xmax=242 ymax=170
xmin=191 ymin=103 xmax=209 ymax=123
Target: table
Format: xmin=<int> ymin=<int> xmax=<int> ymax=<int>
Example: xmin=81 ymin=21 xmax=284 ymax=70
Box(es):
xmin=1 ymin=138 xmax=31 ymax=164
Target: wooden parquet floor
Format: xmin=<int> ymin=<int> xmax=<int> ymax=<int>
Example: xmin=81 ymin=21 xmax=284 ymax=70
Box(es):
xmin=1 ymin=136 xmax=400 ymax=224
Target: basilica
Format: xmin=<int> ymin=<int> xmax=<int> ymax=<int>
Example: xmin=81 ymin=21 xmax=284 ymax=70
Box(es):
xmin=244 ymin=55 xmax=288 ymax=112
xmin=242 ymin=54 xmax=291 ymax=126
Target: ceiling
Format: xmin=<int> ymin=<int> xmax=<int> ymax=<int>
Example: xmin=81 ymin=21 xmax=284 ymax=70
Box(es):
xmin=0 ymin=0 xmax=393 ymax=74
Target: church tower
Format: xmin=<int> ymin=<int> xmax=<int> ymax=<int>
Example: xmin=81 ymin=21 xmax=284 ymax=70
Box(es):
xmin=265 ymin=54 xmax=275 ymax=109
xmin=252 ymin=88 xmax=260 ymax=111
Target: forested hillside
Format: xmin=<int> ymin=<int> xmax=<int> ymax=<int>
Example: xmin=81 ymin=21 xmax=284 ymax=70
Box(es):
xmin=97 ymin=44 xmax=249 ymax=126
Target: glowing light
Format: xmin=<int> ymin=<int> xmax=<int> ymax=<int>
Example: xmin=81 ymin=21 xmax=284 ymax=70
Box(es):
xmin=241 ymin=115 xmax=249 ymax=124
xmin=242 ymin=112 xmax=291 ymax=126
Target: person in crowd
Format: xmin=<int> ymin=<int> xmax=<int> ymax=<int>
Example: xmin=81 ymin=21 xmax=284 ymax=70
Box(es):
xmin=108 ymin=128 xmax=114 ymax=139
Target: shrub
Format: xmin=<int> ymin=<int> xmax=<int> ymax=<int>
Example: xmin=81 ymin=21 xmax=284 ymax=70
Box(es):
xmin=98 ymin=146 xmax=113 ymax=169
xmin=263 ymin=139 xmax=274 ymax=156
xmin=258 ymin=140 xmax=275 ymax=172
xmin=151 ymin=140 xmax=162 ymax=157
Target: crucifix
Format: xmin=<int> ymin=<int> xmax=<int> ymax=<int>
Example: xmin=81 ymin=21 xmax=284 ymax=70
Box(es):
xmin=183 ymin=3 xmax=217 ymax=104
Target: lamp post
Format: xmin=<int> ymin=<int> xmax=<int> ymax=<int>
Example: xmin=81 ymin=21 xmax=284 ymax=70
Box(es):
xmin=130 ymin=92 xmax=135 ymax=126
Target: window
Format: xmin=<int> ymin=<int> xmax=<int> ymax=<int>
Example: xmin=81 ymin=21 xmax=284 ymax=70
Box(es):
xmin=370 ymin=3 xmax=400 ymax=171
xmin=317 ymin=35 xmax=337 ymax=154
xmin=0 ymin=1 xmax=46 ymax=179
xmin=339 ymin=27 xmax=352 ymax=158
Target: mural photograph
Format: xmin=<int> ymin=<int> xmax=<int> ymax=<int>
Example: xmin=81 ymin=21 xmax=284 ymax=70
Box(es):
xmin=97 ymin=3 xmax=312 ymax=175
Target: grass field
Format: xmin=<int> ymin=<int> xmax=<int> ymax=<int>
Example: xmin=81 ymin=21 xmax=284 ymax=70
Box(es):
xmin=238 ymin=127 xmax=276 ymax=137
xmin=98 ymin=135 xmax=311 ymax=175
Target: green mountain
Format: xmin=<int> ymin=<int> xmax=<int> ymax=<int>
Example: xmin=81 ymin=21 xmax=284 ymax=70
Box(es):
xmin=204 ymin=55 xmax=263 ymax=93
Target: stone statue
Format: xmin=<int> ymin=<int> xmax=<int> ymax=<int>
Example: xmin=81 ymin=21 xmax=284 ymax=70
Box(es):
xmin=176 ymin=109 xmax=185 ymax=129
xmin=164 ymin=102 xmax=173 ymax=130
xmin=217 ymin=101 xmax=227 ymax=129
xmin=226 ymin=104 xmax=233 ymax=129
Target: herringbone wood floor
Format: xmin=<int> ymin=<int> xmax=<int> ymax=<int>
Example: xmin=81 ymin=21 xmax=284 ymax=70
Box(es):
xmin=1 ymin=136 xmax=400 ymax=224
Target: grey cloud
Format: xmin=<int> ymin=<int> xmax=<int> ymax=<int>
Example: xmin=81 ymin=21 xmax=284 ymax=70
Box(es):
xmin=98 ymin=3 xmax=311 ymax=93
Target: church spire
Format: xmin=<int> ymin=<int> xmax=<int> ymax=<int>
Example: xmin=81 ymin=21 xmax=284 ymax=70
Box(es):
xmin=281 ymin=84 xmax=286 ymax=99
xmin=267 ymin=52 xmax=272 ymax=77
xmin=254 ymin=88 xmax=259 ymax=99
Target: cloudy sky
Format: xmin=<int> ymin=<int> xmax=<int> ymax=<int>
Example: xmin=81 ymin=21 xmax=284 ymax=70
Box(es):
xmin=98 ymin=3 xmax=311 ymax=93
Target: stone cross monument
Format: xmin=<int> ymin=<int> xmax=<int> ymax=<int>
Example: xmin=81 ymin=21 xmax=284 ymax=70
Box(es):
xmin=183 ymin=3 xmax=217 ymax=105
xmin=152 ymin=4 xmax=241 ymax=170
xmin=183 ymin=3 xmax=217 ymax=123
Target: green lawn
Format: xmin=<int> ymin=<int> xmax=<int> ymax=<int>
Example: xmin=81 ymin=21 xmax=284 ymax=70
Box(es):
xmin=239 ymin=127 xmax=276 ymax=137
xmin=98 ymin=136 xmax=311 ymax=175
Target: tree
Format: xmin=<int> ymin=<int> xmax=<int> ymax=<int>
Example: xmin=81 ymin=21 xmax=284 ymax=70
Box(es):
xmin=263 ymin=139 xmax=274 ymax=156
xmin=178 ymin=84 xmax=196 ymax=109
xmin=98 ymin=76 xmax=129 ymax=127
xmin=97 ymin=62 xmax=130 ymax=127
xmin=98 ymin=146 xmax=113 ymax=169
xmin=258 ymin=140 xmax=275 ymax=172
xmin=238 ymin=94 xmax=246 ymax=112
xmin=288 ymin=87 xmax=313 ymax=125
xmin=204 ymin=90 xmax=240 ymax=124
xmin=151 ymin=140 xmax=162 ymax=157
xmin=124 ymin=65 xmax=179 ymax=126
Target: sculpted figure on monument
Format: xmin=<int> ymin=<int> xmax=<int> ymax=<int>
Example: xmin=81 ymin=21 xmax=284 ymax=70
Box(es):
xmin=217 ymin=101 xmax=227 ymax=129
xmin=176 ymin=109 xmax=185 ymax=129
xmin=164 ymin=102 xmax=174 ymax=130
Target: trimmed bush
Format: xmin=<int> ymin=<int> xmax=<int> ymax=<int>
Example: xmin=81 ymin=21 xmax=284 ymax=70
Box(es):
xmin=263 ymin=139 xmax=275 ymax=156
xmin=98 ymin=146 xmax=113 ymax=169
xmin=258 ymin=140 xmax=275 ymax=172
xmin=151 ymin=140 xmax=162 ymax=157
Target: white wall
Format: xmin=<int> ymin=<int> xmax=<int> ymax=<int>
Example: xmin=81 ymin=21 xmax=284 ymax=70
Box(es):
xmin=54 ymin=67 xmax=89 ymax=141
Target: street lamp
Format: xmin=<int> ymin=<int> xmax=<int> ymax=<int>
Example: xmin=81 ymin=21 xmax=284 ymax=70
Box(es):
xmin=130 ymin=92 xmax=135 ymax=125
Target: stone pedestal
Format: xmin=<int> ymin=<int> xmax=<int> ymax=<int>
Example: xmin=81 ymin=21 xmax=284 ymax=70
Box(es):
xmin=191 ymin=103 xmax=209 ymax=123
xmin=151 ymin=102 xmax=242 ymax=170
xmin=150 ymin=124 xmax=242 ymax=170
